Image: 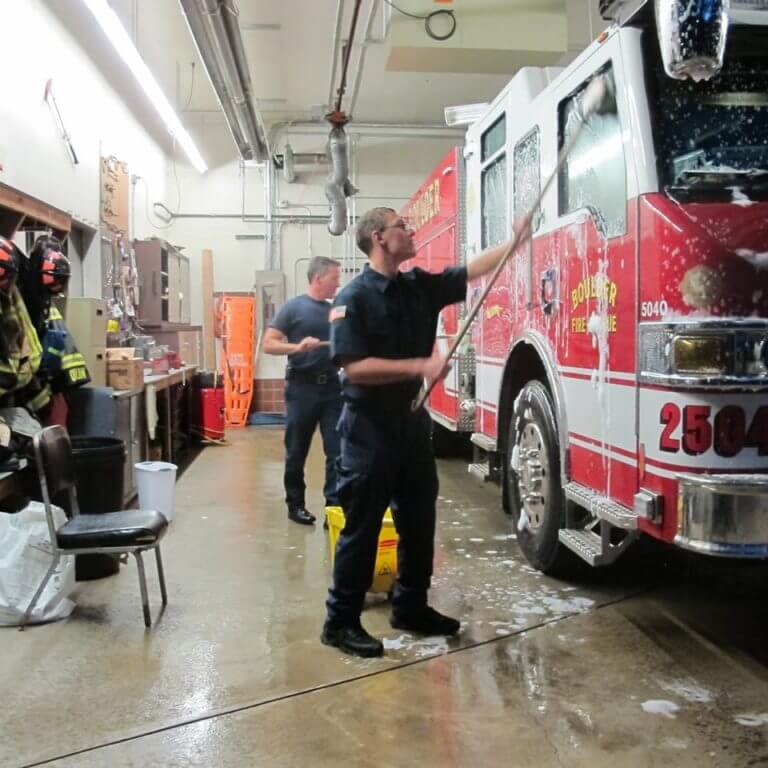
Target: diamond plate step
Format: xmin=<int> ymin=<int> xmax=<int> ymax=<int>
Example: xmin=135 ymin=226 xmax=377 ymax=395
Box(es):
xmin=565 ymin=482 xmax=639 ymax=530
xmin=468 ymin=462 xmax=491 ymax=482
xmin=470 ymin=433 xmax=497 ymax=452
xmin=558 ymin=529 xmax=605 ymax=566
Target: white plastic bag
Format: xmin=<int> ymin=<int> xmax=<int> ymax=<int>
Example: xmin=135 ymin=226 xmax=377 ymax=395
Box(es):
xmin=0 ymin=501 xmax=75 ymax=626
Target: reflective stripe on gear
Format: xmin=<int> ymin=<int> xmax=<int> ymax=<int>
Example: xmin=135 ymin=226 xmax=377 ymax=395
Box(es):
xmin=0 ymin=285 xmax=43 ymax=397
xmin=38 ymin=305 xmax=90 ymax=391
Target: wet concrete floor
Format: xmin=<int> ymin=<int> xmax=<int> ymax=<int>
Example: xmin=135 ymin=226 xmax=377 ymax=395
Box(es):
xmin=1 ymin=428 xmax=766 ymax=767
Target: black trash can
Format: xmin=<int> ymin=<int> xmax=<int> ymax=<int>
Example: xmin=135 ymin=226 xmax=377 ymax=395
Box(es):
xmin=63 ymin=437 xmax=126 ymax=581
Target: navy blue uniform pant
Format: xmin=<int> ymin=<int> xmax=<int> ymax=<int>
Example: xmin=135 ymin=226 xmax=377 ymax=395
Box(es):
xmin=326 ymin=403 xmax=439 ymax=624
xmin=284 ymin=379 xmax=342 ymax=510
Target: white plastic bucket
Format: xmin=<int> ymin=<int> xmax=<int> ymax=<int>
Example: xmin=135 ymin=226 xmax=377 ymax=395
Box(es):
xmin=135 ymin=461 xmax=178 ymax=522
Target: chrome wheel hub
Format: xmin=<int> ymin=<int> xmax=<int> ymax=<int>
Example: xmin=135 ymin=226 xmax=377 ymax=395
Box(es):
xmin=514 ymin=421 xmax=550 ymax=531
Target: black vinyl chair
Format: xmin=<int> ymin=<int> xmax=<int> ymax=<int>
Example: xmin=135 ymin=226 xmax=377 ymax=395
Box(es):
xmin=21 ymin=425 xmax=169 ymax=628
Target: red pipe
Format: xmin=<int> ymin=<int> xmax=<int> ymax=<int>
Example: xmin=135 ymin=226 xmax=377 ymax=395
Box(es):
xmin=334 ymin=0 xmax=363 ymax=114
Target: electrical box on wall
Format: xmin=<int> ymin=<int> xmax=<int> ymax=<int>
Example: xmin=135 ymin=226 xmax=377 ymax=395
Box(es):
xmin=253 ymin=270 xmax=286 ymax=329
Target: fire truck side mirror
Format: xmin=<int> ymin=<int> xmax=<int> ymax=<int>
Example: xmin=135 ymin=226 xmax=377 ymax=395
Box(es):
xmin=655 ymin=0 xmax=728 ymax=82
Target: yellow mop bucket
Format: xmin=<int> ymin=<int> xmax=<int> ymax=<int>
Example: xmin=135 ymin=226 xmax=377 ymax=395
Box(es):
xmin=325 ymin=506 xmax=398 ymax=594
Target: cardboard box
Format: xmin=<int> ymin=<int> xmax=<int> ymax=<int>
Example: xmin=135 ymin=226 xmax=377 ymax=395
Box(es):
xmin=107 ymin=359 xmax=145 ymax=390
xmin=106 ymin=347 xmax=136 ymax=361
xmin=106 ymin=348 xmax=136 ymax=362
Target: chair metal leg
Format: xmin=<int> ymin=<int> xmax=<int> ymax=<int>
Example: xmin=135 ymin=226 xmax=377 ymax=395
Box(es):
xmin=19 ymin=553 xmax=61 ymax=630
xmin=154 ymin=546 xmax=168 ymax=605
xmin=134 ymin=551 xmax=151 ymax=628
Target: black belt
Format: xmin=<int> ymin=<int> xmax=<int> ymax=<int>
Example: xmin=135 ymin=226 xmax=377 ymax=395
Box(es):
xmin=286 ymin=368 xmax=338 ymax=385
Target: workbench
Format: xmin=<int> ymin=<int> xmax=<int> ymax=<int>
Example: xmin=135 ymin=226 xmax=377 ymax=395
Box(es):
xmin=143 ymin=365 xmax=198 ymax=465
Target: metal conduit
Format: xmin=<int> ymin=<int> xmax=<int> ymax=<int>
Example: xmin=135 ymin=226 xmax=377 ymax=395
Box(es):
xmin=179 ymin=0 xmax=268 ymax=161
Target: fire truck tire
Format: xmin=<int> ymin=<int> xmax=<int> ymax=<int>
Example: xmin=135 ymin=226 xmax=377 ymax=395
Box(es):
xmin=506 ymin=380 xmax=578 ymax=576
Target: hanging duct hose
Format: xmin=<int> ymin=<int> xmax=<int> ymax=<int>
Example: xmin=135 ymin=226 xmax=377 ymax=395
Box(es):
xmin=325 ymin=125 xmax=359 ymax=236
xmin=324 ymin=0 xmax=363 ymax=236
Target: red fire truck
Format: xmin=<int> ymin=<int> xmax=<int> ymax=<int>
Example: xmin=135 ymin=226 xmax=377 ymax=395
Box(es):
xmin=457 ymin=0 xmax=768 ymax=574
xmin=401 ymin=147 xmax=476 ymax=455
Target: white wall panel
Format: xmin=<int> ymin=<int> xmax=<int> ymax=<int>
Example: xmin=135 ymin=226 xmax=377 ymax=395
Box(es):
xmin=0 ymin=0 xmax=168 ymax=284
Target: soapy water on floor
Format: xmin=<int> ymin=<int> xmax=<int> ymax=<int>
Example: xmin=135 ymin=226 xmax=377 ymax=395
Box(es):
xmin=383 ymin=633 xmax=452 ymax=658
xmin=659 ymin=679 xmax=715 ymax=704
xmin=355 ymin=497 xmax=599 ymax=662
xmin=642 ymin=700 xmax=680 ymax=718
xmin=430 ymin=535 xmax=596 ymax=637
xmin=733 ymin=713 xmax=768 ymax=727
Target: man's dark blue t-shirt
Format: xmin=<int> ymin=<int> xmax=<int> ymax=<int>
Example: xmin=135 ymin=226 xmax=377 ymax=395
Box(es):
xmin=330 ymin=265 xmax=467 ymax=409
xmin=270 ymin=294 xmax=335 ymax=372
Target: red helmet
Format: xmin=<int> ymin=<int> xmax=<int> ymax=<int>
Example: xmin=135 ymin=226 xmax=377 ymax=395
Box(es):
xmin=0 ymin=236 xmax=19 ymax=292
xmin=40 ymin=248 xmax=71 ymax=294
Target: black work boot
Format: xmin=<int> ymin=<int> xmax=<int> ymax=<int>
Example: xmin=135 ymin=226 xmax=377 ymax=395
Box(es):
xmin=321 ymin=621 xmax=384 ymax=658
xmin=390 ymin=606 xmax=460 ymax=636
xmin=288 ymin=507 xmax=316 ymax=525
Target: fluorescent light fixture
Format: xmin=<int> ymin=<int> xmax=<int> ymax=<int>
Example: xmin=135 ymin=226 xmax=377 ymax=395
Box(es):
xmin=80 ymin=0 xmax=207 ymax=173
xmin=444 ymin=102 xmax=489 ymax=127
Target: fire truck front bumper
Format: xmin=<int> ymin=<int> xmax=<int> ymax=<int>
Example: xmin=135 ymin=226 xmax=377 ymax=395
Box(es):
xmin=676 ymin=473 xmax=768 ymax=558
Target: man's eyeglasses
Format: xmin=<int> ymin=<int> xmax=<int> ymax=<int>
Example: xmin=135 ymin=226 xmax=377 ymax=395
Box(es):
xmin=379 ymin=221 xmax=413 ymax=233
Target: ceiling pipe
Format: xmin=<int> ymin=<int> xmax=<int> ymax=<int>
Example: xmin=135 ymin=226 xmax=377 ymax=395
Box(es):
xmin=177 ymin=2 xmax=247 ymax=154
xmin=153 ymin=201 xmax=337 ymax=222
xmin=334 ymin=0 xmax=364 ymax=113
xmin=347 ymin=0 xmax=381 ymax=118
xmin=178 ymin=0 xmax=269 ymax=162
xmin=220 ymin=1 xmax=271 ymax=157
xmin=323 ymin=0 xmax=365 ymax=236
xmin=269 ymin=121 xmax=464 ymax=146
xmin=283 ymin=143 xmax=296 ymax=183
xmin=279 ymin=152 xmax=327 ymax=164
xmin=327 ymin=0 xmax=346 ymax=110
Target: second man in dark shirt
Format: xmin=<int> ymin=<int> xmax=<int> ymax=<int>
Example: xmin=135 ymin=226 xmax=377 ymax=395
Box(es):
xmin=263 ymin=256 xmax=342 ymax=526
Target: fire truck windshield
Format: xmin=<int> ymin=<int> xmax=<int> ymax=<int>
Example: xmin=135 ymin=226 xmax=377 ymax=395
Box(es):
xmin=652 ymin=57 xmax=768 ymax=203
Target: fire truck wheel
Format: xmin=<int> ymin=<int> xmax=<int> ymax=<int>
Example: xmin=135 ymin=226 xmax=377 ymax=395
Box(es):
xmin=506 ymin=380 xmax=576 ymax=576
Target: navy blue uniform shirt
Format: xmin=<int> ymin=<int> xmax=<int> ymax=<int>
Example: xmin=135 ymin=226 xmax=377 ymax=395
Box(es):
xmin=270 ymin=294 xmax=335 ymax=372
xmin=330 ymin=264 xmax=467 ymax=410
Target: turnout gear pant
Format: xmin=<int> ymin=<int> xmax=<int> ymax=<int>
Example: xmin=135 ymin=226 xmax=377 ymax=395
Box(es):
xmin=326 ymin=403 xmax=439 ymax=624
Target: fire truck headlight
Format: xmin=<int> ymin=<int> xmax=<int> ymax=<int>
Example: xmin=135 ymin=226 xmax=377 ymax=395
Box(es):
xmin=640 ymin=322 xmax=768 ymax=385
xmin=672 ymin=335 xmax=730 ymax=375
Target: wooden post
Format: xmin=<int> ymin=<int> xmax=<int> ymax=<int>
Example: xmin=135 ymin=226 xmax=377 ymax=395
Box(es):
xmin=201 ymin=249 xmax=216 ymax=370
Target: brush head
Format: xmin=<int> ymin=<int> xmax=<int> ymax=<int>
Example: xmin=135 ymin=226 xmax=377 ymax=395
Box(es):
xmin=581 ymin=75 xmax=610 ymax=118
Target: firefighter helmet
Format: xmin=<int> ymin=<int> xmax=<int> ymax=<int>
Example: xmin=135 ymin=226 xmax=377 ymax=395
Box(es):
xmin=40 ymin=248 xmax=71 ymax=294
xmin=0 ymin=236 xmax=19 ymax=292
xmin=30 ymin=236 xmax=71 ymax=295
